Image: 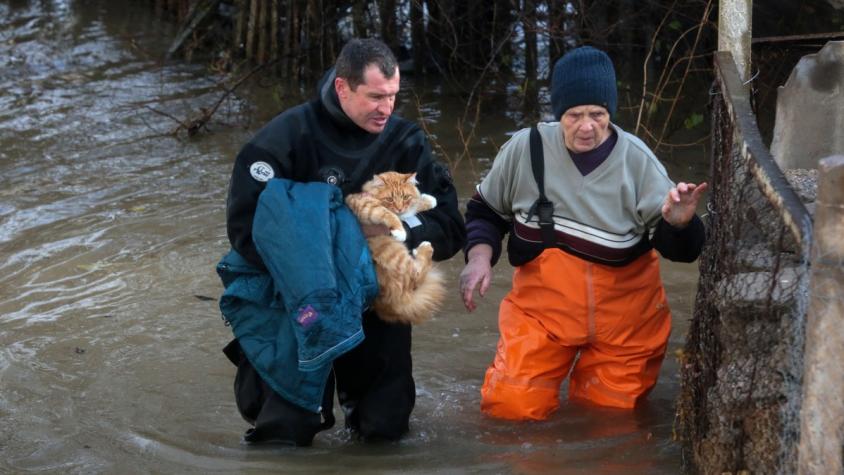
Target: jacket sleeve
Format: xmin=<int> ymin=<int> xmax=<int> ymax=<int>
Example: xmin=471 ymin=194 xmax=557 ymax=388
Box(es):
xmin=462 ymin=130 xmax=524 ymax=266
xmin=651 ymin=215 xmax=706 ymax=262
xmin=226 ymin=141 xmax=292 ymax=269
xmin=402 ymin=142 xmax=466 ymax=262
xmin=464 ymin=192 xmax=509 ymax=266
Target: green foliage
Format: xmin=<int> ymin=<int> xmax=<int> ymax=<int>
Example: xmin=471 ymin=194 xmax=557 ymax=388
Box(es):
xmin=683 ymin=112 xmax=704 ymax=130
xmin=648 ymin=101 xmax=659 ymax=118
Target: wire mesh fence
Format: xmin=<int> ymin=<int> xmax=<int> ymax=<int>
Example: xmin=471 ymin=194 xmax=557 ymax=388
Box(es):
xmin=675 ymin=53 xmax=815 ymax=475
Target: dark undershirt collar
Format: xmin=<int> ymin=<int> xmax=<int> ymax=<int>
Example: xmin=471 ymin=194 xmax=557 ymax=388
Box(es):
xmin=568 ymin=129 xmax=617 ymax=176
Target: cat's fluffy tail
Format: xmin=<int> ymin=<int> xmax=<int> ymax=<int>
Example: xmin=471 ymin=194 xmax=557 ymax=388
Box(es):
xmin=375 ymin=267 xmax=446 ymax=325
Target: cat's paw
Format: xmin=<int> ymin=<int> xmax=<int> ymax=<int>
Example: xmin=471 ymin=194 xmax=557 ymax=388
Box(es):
xmin=421 ymin=194 xmax=437 ymax=209
xmin=413 ymin=241 xmax=433 ymax=257
xmin=391 ymin=228 xmax=407 ymax=242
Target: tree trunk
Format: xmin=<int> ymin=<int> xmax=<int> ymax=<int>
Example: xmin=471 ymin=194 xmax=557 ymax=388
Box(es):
xmin=547 ymin=0 xmax=566 ymax=62
xmin=426 ymin=0 xmax=445 ymax=72
xmin=493 ymin=0 xmax=513 ymax=75
xmin=257 ymin=0 xmax=268 ymax=63
xmin=233 ymin=0 xmax=246 ymax=54
xmin=523 ymin=0 xmax=538 ymax=119
xmin=291 ymin=0 xmax=302 ymax=84
xmin=270 ymin=0 xmax=279 ymax=66
xmin=245 ymin=0 xmax=258 ymax=60
xmin=379 ymin=0 xmax=397 ymax=51
xmin=352 ymin=0 xmax=367 ymax=38
xmin=618 ymin=0 xmax=635 ymax=84
xmin=323 ymin=1 xmax=339 ymax=69
xmin=281 ymin=0 xmax=291 ymax=74
xmin=305 ymin=0 xmax=319 ymax=80
xmin=410 ymin=0 xmax=425 ymax=74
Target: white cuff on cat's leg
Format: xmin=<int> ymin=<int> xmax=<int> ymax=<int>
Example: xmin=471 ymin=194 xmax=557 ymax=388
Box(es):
xmin=421 ymin=194 xmax=437 ymax=209
xmin=391 ymin=228 xmax=407 ymax=241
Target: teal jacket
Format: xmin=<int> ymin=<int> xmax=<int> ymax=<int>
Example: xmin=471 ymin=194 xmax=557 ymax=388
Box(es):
xmin=217 ymin=178 xmax=378 ymax=412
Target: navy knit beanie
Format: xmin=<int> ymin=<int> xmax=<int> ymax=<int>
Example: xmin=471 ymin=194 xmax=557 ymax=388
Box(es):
xmin=551 ymin=46 xmax=618 ymax=119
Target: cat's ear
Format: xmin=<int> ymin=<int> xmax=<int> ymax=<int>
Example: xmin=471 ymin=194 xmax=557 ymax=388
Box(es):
xmin=405 ymin=173 xmax=419 ymax=185
xmin=370 ymin=174 xmax=386 ymax=187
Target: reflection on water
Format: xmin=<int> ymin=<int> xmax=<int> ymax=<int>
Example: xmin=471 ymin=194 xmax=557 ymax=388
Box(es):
xmin=0 ymin=1 xmax=703 ymax=473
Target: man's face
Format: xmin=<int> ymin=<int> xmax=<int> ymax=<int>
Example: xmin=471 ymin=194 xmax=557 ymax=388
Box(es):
xmin=335 ymin=64 xmax=400 ymax=134
xmin=561 ymin=105 xmax=611 ymax=153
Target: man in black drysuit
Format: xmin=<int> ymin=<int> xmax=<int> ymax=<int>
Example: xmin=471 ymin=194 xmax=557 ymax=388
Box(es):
xmin=222 ymin=38 xmax=466 ymax=445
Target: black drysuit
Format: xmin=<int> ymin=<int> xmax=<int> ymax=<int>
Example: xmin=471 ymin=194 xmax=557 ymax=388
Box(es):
xmin=223 ymin=70 xmax=466 ymax=444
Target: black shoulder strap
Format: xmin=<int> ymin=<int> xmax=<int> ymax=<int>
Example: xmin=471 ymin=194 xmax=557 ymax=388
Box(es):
xmin=529 ymin=126 xmax=546 ymax=196
xmin=528 ymin=126 xmax=557 ymax=247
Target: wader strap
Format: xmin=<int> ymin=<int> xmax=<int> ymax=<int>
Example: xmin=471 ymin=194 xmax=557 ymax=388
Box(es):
xmin=528 ymin=126 xmax=557 ymax=247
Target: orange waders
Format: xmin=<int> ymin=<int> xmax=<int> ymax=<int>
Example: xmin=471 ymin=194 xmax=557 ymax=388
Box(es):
xmin=480 ymin=248 xmax=671 ymax=420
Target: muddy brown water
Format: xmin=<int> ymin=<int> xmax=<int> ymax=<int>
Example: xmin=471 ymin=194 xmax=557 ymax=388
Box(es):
xmin=0 ymin=1 xmax=708 ymax=473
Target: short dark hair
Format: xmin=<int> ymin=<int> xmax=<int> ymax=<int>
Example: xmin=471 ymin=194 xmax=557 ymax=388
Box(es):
xmin=335 ymin=38 xmax=398 ymax=90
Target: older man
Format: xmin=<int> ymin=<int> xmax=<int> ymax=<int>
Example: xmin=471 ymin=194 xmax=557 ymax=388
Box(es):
xmin=459 ymin=46 xmax=707 ymax=420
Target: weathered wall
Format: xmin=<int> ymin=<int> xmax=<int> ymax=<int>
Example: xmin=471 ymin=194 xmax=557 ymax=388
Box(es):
xmin=798 ymin=155 xmax=844 ymax=475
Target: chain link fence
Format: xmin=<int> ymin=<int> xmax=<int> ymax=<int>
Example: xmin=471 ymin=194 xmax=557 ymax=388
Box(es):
xmin=675 ymin=52 xmax=815 ymax=475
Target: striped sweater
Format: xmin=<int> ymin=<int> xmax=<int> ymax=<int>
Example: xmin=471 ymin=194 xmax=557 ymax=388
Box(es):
xmin=465 ymin=121 xmax=704 ymax=267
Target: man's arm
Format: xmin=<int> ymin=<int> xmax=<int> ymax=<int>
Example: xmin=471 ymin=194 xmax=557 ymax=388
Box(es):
xmin=403 ymin=151 xmax=467 ymax=262
xmin=651 ymin=214 xmax=706 ymax=262
xmin=226 ymin=142 xmax=290 ymax=269
xmin=460 ymin=243 xmax=493 ymax=312
xmin=459 ymin=193 xmax=509 ymax=312
xmin=652 ymin=181 xmax=708 ymax=262
xmin=464 ymin=192 xmax=509 ymax=266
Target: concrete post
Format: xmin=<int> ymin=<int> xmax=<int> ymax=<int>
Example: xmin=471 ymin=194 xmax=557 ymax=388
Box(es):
xmin=770 ymin=41 xmax=844 ymax=171
xmin=798 ymin=155 xmax=844 ymax=475
xmin=718 ymin=0 xmax=753 ymax=82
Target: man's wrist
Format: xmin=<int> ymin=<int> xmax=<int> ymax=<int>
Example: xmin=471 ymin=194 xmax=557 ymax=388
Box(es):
xmin=666 ymin=217 xmax=690 ymax=230
xmin=467 ymin=244 xmax=493 ymax=263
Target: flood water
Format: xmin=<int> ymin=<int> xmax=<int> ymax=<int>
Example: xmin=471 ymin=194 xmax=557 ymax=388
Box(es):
xmin=0 ymin=1 xmax=708 ymax=473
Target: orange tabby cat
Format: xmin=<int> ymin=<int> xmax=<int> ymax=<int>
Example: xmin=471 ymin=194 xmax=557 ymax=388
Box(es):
xmin=345 ymin=171 xmax=446 ymax=324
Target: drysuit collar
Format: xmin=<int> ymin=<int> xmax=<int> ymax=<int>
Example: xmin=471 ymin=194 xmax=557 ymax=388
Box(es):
xmin=319 ymin=68 xmax=361 ymax=132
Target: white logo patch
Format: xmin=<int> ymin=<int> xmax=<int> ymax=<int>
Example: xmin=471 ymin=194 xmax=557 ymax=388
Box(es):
xmin=249 ymin=161 xmax=274 ymax=182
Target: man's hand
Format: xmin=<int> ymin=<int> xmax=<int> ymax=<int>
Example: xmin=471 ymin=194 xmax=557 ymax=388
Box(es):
xmin=360 ymin=223 xmax=391 ymax=238
xmin=661 ymin=182 xmax=709 ymax=228
xmin=459 ymin=244 xmax=493 ymax=312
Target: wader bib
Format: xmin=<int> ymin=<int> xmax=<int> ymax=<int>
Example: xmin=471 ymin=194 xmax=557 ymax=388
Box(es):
xmin=480 ymin=127 xmax=672 ymax=420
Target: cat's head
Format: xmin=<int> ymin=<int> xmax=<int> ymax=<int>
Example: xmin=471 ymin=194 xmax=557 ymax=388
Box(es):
xmin=361 ymin=171 xmax=421 ymax=215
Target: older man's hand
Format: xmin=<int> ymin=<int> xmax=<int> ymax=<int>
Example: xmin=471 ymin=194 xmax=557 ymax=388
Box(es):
xmin=459 ymin=244 xmax=493 ymax=312
xmin=661 ymin=182 xmax=708 ymax=228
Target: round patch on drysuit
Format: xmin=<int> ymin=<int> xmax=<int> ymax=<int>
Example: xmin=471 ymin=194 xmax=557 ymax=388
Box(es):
xmin=249 ymin=161 xmax=274 ymax=182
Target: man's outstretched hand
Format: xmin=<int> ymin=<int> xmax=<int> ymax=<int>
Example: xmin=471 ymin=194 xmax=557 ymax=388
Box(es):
xmin=661 ymin=182 xmax=708 ymax=228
